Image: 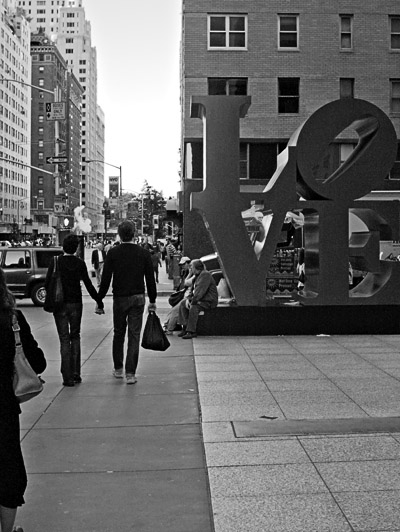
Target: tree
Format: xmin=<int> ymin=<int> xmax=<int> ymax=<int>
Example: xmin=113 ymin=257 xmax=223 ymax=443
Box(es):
xmin=133 ymin=181 xmax=167 ymax=239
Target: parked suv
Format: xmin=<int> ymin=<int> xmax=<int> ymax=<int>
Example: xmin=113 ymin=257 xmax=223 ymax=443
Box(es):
xmin=0 ymin=247 xmax=63 ymax=306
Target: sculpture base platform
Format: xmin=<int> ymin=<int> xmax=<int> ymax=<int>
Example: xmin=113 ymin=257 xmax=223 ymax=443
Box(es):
xmin=197 ymin=304 xmax=400 ymax=336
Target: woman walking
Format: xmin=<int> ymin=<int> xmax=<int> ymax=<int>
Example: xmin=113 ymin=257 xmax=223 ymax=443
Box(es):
xmin=0 ymin=267 xmax=46 ymax=532
xmin=45 ymin=234 xmax=103 ymax=386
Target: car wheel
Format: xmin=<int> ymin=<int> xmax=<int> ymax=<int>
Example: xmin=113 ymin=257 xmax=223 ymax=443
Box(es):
xmin=31 ymin=283 xmax=46 ymax=306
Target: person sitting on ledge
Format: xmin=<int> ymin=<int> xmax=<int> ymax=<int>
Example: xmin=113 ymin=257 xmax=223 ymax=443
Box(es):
xmin=178 ymin=259 xmax=218 ymax=339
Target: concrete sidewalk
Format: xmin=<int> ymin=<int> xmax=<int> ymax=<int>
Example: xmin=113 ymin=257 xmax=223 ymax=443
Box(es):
xmin=195 ymin=334 xmax=400 ymax=532
xmin=15 ymin=291 xmax=400 ymax=532
xmin=17 ymin=296 xmax=213 ymax=532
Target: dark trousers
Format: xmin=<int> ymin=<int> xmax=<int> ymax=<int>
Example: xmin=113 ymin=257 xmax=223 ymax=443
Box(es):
xmin=178 ymin=300 xmax=213 ymax=333
xmin=112 ymin=294 xmax=145 ymax=375
xmin=54 ymin=302 xmax=83 ymax=383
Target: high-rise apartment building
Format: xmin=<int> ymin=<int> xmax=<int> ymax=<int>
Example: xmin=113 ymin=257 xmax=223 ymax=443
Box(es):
xmin=18 ymin=0 xmax=105 ymax=234
xmin=30 ymin=30 xmax=83 ymax=235
xmin=0 ymin=0 xmax=32 ymax=238
xmin=180 ymin=0 xmax=400 ymax=258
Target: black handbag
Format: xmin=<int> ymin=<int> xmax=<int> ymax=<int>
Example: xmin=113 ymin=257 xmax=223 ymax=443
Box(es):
xmin=141 ymin=311 xmax=170 ymax=351
xmin=44 ymin=255 xmax=64 ymax=313
xmin=168 ymin=288 xmax=186 ymax=307
xmin=12 ymin=314 xmax=44 ymax=403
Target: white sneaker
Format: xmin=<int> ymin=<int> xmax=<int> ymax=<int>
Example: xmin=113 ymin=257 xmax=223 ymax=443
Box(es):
xmin=112 ymin=369 xmax=123 ymax=379
xmin=126 ymin=374 xmax=137 ymax=385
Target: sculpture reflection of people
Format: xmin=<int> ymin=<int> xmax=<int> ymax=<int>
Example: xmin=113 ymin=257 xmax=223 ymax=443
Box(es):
xmin=297 ymin=248 xmax=305 ymax=293
xmin=242 ymin=207 xmax=304 ymax=259
xmin=178 ymin=260 xmax=218 ymax=339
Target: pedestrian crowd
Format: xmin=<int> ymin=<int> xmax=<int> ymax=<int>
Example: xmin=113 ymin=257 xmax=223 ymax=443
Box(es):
xmin=0 ymin=237 xmax=56 ymax=248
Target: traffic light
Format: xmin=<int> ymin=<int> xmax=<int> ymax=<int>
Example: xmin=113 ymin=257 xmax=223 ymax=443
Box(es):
xmin=153 ymin=214 xmax=159 ymax=229
xmin=102 ymin=208 xmax=111 ymax=221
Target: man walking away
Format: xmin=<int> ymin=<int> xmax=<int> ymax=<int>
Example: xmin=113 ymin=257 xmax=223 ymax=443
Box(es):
xmin=91 ymin=242 xmax=105 ymax=288
xmin=98 ymin=221 xmax=157 ymax=384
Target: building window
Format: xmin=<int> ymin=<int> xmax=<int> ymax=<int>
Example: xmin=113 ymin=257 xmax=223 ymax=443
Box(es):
xmin=239 ymin=143 xmax=249 ymax=178
xmin=391 ymin=80 xmax=400 ymax=113
xmin=65 ymin=49 xmax=73 ymax=54
xmin=38 ymin=140 xmax=44 ymax=147
xmin=389 ymin=143 xmax=400 ymax=179
xmin=278 ymin=78 xmax=299 ymax=113
xmin=390 ymin=16 xmax=400 ymax=50
xmin=340 ymin=78 xmax=354 ymax=98
xmin=38 ymin=189 xmax=44 ymax=196
xmin=67 ymin=22 xmax=74 ymax=27
xmin=38 ymin=115 xmax=44 ymax=123
xmin=38 ymin=176 xmax=44 ymax=185
xmin=38 ymin=152 xmax=44 ymax=160
xmin=340 ymin=15 xmax=353 ymax=50
xmin=66 ymin=38 xmax=73 ymax=43
xmin=208 ymin=15 xmax=247 ymax=49
xmin=38 ymin=66 xmax=44 ymax=72
xmin=38 ymin=79 xmax=44 ymax=86
xmin=208 ymin=77 xmax=247 ymax=95
xmin=38 ymin=201 xmax=44 ymax=210
xmin=278 ymin=15 xmax=299 ymax=49
xmin=38 ymin=127 xmax=43 ymax=135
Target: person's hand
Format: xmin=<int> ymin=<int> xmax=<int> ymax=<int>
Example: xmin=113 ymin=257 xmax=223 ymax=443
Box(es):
xmin=95 ymin=302 xmax=105 ymax=315
xmin=148 ymin=302 xmax=157 ymax=312
xmin=185 ymin=299 xmax=191 ymax=310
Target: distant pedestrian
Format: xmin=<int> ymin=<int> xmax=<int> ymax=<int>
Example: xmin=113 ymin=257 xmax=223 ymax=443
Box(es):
xmin=91 ymin=242 xmax=105 ymax=288
xmin=165 ymin=238 xmax=177 ymax=279
xmin=150 ymin=249 xmax=162 ymax=283
xmin=45 ymin=234 xmax=103 ymax=386
xmin=98 ymin=221 xmax=157 ymax=384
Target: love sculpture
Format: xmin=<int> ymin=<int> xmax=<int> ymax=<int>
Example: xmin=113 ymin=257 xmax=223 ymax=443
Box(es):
xmin=190 ymin=97 xmax=399 ymax=307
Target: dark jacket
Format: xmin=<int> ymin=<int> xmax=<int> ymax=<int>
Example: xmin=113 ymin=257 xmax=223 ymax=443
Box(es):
xmin=0 ymin=309 xmax=46 ymax=416
xmin=45 ymin=254 xmax=100 ymax=305
xmin=189 ymin=270 xmax=218 ymax=308
xmin=91 ymin=249 xmax=105 ymax=270
xmin=98 ymin=242 xmax=157 ymax=303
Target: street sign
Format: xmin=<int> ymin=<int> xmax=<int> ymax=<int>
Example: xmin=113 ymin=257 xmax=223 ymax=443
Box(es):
xmin=46 ymin=156 xmax=68 ymax=164
xmin=46 ymin=102 xmax=66 ymax=121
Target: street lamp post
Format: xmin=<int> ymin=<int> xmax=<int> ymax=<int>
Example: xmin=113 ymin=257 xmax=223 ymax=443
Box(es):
xmin=86 ymin=159 xmax=122 ymax=199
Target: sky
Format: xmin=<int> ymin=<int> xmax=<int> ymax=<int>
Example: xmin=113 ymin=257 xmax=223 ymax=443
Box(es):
xmin=81 ymin=0 xmax=182 ymax=199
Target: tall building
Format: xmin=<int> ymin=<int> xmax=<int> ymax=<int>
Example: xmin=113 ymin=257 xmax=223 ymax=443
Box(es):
xmin=30 ymin=30 xmax=83 ymax=237
xmin=0 ymin=0 xmax=31 ymax=239
xmin=180 ymin=0 xmax=400 ymax=257
xmin=17 ymin=0 xmax=105 ymax=234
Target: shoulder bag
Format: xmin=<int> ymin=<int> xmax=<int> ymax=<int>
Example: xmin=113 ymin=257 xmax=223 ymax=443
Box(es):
xmin=12 ymin=314 xmax=44 ymax=403
xmin=44 ymin=255 xmax=64 ymax=313
xmin=168 ymin=288 xmax=186 ymax=307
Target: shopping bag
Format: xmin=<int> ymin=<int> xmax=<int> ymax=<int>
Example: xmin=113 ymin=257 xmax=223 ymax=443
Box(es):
xmin=44 ymin=256 xmax=64 ymax=313
xmin=141 ymin=311 xmax=170 ymax=351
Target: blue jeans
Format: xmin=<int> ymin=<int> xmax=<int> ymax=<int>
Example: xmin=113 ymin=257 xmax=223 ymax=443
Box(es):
xmin=113 ymin=294 xmax=145 ymax=375
xmin=54 ymin=302 xmax=83 ymax=383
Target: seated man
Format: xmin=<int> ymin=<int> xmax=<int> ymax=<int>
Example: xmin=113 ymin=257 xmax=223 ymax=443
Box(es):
xmin=178 ymin=259 xmax=218 ymax=339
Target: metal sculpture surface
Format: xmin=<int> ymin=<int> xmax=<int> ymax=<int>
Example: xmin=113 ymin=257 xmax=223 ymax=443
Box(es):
xmin=190 ymin=97 xmax=399 ymax=306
